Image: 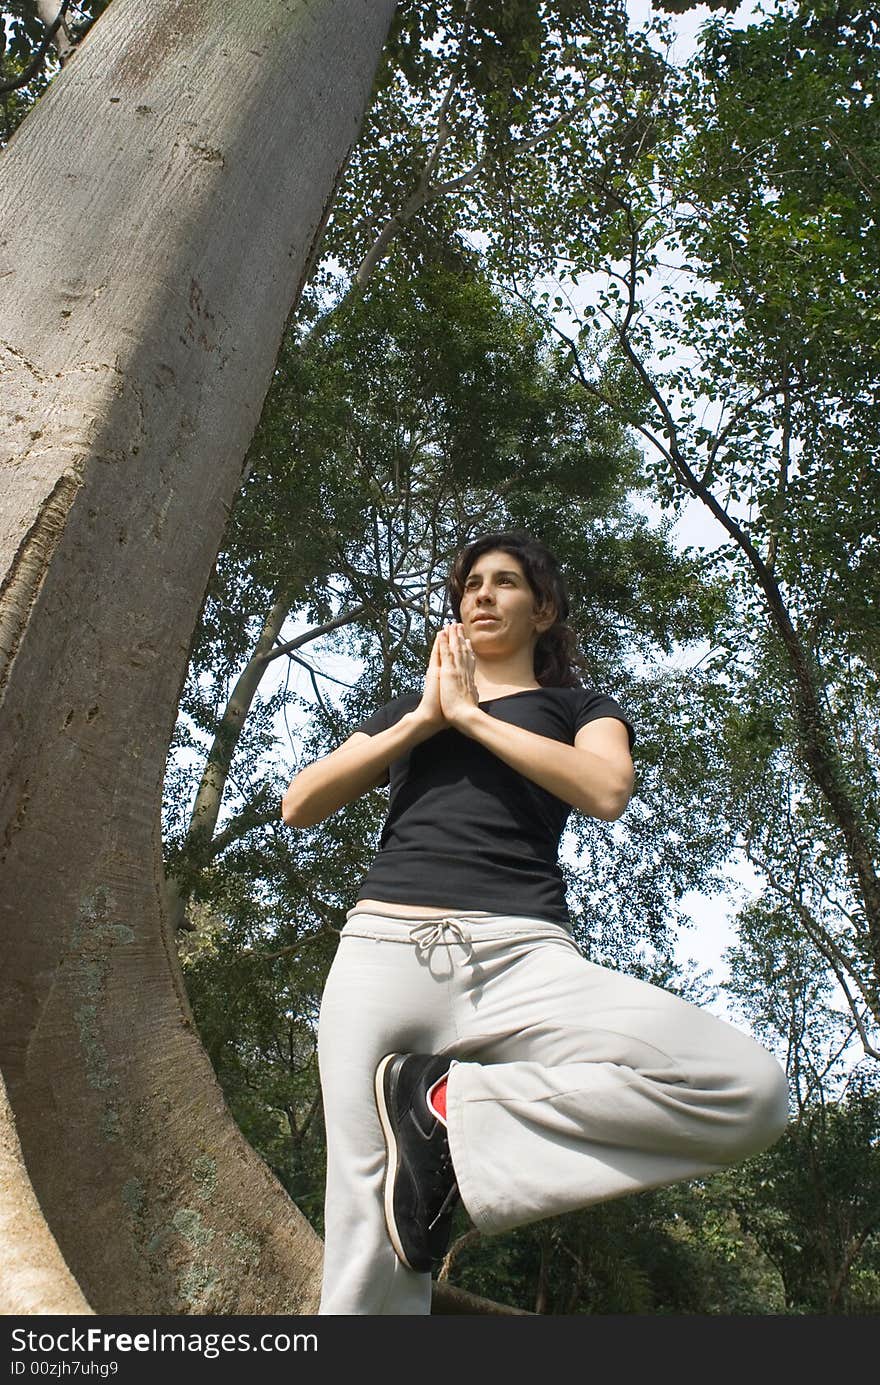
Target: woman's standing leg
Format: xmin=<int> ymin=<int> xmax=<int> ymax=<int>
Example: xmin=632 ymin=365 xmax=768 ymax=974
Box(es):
xmin=317 ymin=919 xmax=460 ymax=1315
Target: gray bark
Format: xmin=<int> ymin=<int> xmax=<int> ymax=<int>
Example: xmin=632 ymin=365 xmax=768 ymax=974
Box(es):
xmin=0 ymin=0 xmax=396 ymax=1314
xmin=0 ymin=1073 xmax=93 ymax=1314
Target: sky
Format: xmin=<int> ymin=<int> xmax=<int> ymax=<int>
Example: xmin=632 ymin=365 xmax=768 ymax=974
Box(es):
xmin=626 ymin=0 xmax=762 ymax=54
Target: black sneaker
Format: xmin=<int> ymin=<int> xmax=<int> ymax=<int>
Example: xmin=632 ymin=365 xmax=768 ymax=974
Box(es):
xmin=374 ymin=1052 xmax=461 ymax=1273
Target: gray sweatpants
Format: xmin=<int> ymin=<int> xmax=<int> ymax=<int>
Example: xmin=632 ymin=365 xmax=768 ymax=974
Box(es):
xmin=317 ymin=910 xmax=789 ymax=1315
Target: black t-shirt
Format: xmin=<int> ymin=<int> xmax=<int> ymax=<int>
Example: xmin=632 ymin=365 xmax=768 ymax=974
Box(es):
xmin=350 ymin=686 xmax=635 ymax=925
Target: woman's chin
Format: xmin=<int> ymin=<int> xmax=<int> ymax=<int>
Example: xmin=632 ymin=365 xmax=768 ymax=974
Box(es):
xmin=469 ymin=632 xmax=504 ymax=653
xmin=468 ymin=622 xmax=502 ymax=642
xmin=471 ymin=636 xmax=516 ymax=662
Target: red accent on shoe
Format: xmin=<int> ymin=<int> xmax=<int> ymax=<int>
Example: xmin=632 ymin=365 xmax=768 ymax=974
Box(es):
xmin=428 ymin=1075 xmax=447 ymax=1121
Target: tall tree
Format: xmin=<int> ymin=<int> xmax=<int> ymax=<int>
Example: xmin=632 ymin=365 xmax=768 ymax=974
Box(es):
xmin=723 ymin=909 xmax=880 ymax=1314
xmin=0 ymin=0 xmax=397 ymax=1314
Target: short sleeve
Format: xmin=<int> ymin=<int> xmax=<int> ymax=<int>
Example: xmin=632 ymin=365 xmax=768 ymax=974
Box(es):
xmin=347 ymin=703 xmax=391 ymax=787
xmin=574 ymin=688 xmax=635 ymax=752
xmin=349 ymin=693 xmax=420 ymax=741
xmin=351 ymin=703 xmax=391 ymax=738
xmin=348 ymin=696 xmax=424 ymax=788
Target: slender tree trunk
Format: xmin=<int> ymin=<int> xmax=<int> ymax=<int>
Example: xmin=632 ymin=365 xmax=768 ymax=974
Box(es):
xmin=164 ymin=598 xmax=366 ymax=931
xmin=163 ymin=592 xmax=292 ymax=933
xmin=190 ymin=596 xmax=292 ymax=844
xmin=0 ymin=0 xmax=397 ymax=1314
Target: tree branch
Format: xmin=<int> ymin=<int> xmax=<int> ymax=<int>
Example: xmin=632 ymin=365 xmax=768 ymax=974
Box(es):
xmin=353 ymin=0 xmax=476 ymax=291
xmin=436 ymin=1226 xmax=481 ymax=1282
xmin=268 ymin=604 xmax=367 ymax=662
xmin=35 ymin=0 xmax=75 ymax=62
xmin=430 ymin=1279 xmax=533 ymax=1315
xmin=593 ymin=213 xmax=880 ymax=978
xmin=0 ymin=1 xmax=73 ymax=93
xmin=431 ymin=92 xmax=601 ymax=200
xmin=747 ymin=845 xmax=880 ymax=1055
xmin=765 ymin=358 xmax=791 ymax=576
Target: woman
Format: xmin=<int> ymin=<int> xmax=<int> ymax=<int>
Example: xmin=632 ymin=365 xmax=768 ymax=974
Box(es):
xmin=281 ymin=531 xmax=789 ymax=1316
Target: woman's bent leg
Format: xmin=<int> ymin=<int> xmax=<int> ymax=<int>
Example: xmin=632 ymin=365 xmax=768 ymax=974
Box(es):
xmin=445 ymin=926 xmax=789 ymax=1235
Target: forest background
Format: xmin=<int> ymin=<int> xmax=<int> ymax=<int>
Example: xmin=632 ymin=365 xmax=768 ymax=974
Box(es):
xmin=2 ymin=0 xmax=878 ymax=1315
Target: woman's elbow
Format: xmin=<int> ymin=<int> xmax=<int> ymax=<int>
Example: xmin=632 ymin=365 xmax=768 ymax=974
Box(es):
xmin=593 ymin=769 xmax=634 ymax=821
xmin=281 ymin=778 xmax=311 ymax=828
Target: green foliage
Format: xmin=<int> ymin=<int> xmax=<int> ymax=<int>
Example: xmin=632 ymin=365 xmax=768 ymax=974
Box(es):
xmin=724 ymin=895 xmax=858 ymax=1105
xmin=325 ymin=0 xmax=666 ymax=284
xmin=672 ymin=5 xmax=880 ymax=664
xmin=655 ymin=0 xmax=739 ymax=11
xmin=566 ymin=659 xmax=738 ymax=976
xmin=446 ymin=1177 xmax=786 ymax=1313
xmin=505 ymin=0 xmax=880 ymax=1041
xmin=727 ymin=1073 xmax=880 ymax=1313
xmin=1 ymin=4 xmax=52 ymax=142
xmin=163 ymin=4 xmax=880 ymax=1308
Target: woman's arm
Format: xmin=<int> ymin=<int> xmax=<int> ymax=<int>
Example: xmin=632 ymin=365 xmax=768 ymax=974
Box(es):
xmin=456 ymin=711 xmax=633 ymax=820
xmin=439 ymin=623 xmax=634 ymax=820
xmin=281 ymin=632 xmax=446 ymax=828
xmin=280 ymin=713 xmax=438 ymax=828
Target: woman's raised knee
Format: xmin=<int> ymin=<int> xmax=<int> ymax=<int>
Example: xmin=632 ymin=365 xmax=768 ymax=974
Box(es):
xmin=732 ymin=1047 xmax=790 ymax=1161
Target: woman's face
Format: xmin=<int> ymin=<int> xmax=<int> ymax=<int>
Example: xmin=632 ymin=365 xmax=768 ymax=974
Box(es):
xmin=459 ymin=550 xmax=553 ymax=659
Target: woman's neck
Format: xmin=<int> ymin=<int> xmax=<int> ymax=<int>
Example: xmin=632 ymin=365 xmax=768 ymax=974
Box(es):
xmin=474 ymin=654 xmax=539 ymax=700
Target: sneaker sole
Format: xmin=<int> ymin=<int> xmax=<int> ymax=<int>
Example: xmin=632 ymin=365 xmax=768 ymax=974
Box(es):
xmin=374 ymin=1052 xmax=420 ymax=1272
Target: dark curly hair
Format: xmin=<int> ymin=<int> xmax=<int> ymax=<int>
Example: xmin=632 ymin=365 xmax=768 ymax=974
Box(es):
xmin=446 ymin=530 xmax=584 ymax=688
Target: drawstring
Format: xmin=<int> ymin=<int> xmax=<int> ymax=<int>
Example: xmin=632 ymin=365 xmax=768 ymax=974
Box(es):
xmin=409 ymin=916 xmax=475 ymax=962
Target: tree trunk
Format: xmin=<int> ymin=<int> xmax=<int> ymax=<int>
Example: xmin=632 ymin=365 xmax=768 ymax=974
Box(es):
xmin=0 ymin=0 xmax=396 ymax=1315
xmin=0 ymin=1073 xmax=93 ymax=1314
